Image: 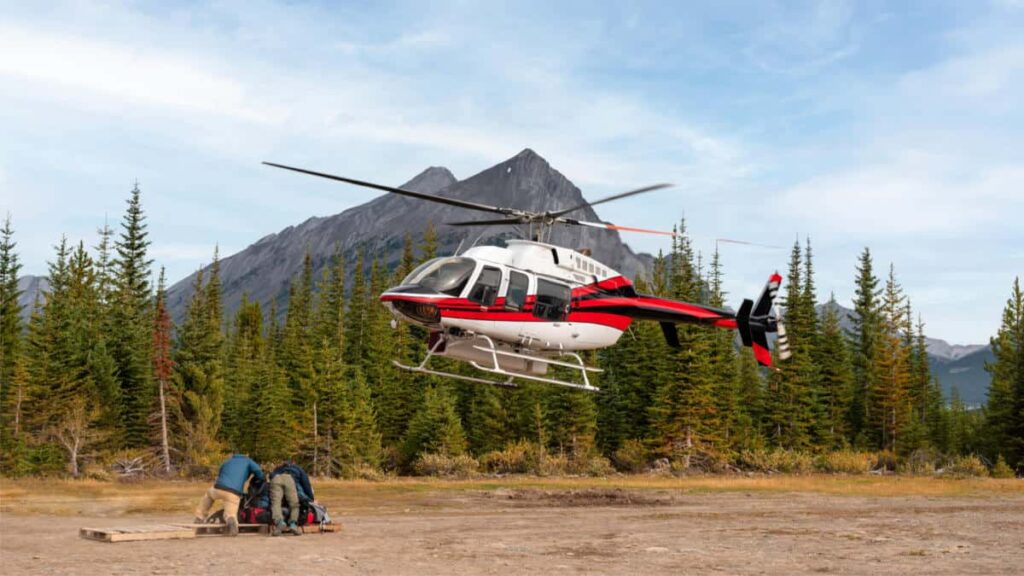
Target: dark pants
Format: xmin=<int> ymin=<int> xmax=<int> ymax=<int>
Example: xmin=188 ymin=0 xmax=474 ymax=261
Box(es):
xmin=270 ymin=474 xmax=299 ymax=525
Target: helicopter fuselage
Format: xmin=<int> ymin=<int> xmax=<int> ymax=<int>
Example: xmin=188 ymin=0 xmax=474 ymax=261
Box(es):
xmin=381 ymin=240 xmax=630 ymax=351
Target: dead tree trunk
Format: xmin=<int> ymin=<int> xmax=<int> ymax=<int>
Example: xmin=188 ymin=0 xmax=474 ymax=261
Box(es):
xmin=158 ymin=377 xmax=171 ymax=475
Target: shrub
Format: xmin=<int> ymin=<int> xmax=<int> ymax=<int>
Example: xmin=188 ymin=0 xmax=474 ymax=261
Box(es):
xmin=343 ymin=463 xmax=385 ymax=481
xmin=871 ymin=450 xmax=898 ymax=473
xmin=612 ymin=440 xmax=649 ymax=474
xmin=736 ymin=449 xmax=814 ymax=474
xmin=480 ymin=440 xmax=536 ymax=475
xmin=816 ymin=451 xmax=873 ymax=474
xmin=943 ymin=455 xmax=989 ymax=479
xmin=991 ymin=455 xmax=1015 ymax=479
xmin=572 ymin=455 xmax=615 ymax=477
xmin=412 ymin=453 xmax=479 ymax=478
xmin=900 ymin=448 xmax=941 ymax=476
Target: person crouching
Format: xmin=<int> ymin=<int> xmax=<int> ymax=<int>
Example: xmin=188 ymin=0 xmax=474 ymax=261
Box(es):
xmin=195 ymin=453 xmax=264 ymax=536
xmin=269 ymin=460 xmax=314 ymax=536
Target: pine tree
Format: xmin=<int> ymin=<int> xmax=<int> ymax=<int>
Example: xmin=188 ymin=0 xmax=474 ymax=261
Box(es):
xmin=649 ymin=220 xmax=719 ymax=465
xmin=111 ymin=183 xmax=154 ymax=448
xmin=401 ymin=384 xmax=466 ymax=466
xmin=848 ymin=247 xmax=880 ymax=446
xmin=343 ymin=249 xmax=367 ymax=365
xmin=870 ymin=264 xmax=913 ymax=453
xmin=251 ymin=337 xmax=297 ymax=463
xmin=817 ymin=295 xmax=854 ymax=447
xmin=707 ymin=249 xmax=739 ymax=448
xmin=985 ymin=277 xmax=1024 ymax=468
xmin=765 ymin=240 xmax=815 ymax=449
xmin=171 ymin=257 xmax=226 ymax=471
xmin=0 ymin=214 xmax=23 ymax=449
xmin=336 ymin=365 xmax=383 ymax=473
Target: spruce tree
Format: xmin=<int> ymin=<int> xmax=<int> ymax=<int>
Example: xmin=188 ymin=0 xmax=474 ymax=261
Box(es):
xmin=171 ymin=258 xmax=226 ymax=470
xmin=111 ymin=183 xmax=154 ymax=448
xmin=985 ymin=277 xmax=1024 ymax=468
xmin=401 ymin=384 xmax=466 ymax=466
xmin=870 ymin=264 xmax=912 ymax=453
xmin=818 ymin=295 xmax=854 ymax=447
xmin=848 ymin=247 xmax=880 ymax=446
xmin=0 ymin=215 xmax=23 ymax=447
xmin=649 ymin=221 xmax=719 ymax=464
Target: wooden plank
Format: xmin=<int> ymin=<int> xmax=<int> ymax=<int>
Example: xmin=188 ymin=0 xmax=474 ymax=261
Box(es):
xmin=79 ymin=526 xmax=196 ymax=543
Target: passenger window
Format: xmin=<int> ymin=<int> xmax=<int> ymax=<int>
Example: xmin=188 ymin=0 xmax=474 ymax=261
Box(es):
xmin=533 ymin=279 xmax=571 ymax=321
xmin=468 ymin=266 xmax=501 ymax=306
xmin=505 ymin=271 xmax=529 ymax=311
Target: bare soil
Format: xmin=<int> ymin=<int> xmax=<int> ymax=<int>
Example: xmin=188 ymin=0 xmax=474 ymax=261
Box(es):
xmin=2 ymin=479 xmax=1023 ymax=575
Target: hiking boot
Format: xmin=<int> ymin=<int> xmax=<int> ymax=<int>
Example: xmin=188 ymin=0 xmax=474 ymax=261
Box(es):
xmin=226 ymin=517 xmax=239 ymax=537
xmin=288 ymin=522 xmax=302 ymax=536
xmin=272 ymin=521 xmax=286 ymax=537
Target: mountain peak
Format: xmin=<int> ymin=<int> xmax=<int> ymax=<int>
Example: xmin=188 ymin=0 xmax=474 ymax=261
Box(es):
xmin=402 ymin=166 xmax=457 ymax=192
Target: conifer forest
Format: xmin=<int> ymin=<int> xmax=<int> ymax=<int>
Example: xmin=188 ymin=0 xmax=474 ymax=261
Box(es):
xmin=1 ymin=186 xmax=1022 ymax=479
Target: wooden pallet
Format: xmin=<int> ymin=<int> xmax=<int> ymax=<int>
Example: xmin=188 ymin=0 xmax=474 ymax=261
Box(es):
xmin=80 ymin=525 xmax=197 ymax=543
xmin=81 ymin=521 xmax=338 ymax=542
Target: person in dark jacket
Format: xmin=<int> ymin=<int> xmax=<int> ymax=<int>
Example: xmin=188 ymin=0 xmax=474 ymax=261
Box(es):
xmin=269 ymin=461 xmax=314 ymax=536
xmin=194 ymin=454 xmax=264 ymax=536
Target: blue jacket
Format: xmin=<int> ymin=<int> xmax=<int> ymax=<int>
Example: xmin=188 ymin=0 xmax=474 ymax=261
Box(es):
xmin=271 ymin=463 xmax=314 ymax=502
xmin=214 ymin=454 xmax=264 ymax=496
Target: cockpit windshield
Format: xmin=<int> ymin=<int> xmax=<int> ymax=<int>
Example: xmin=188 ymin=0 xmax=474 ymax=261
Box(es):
xmin=402 ymin=257 xmax=476 ymax=297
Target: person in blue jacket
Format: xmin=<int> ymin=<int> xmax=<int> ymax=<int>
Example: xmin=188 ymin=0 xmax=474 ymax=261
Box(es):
xmin=194 ymin=453 xmax=264 ymax=536
xmin=269 ymin=461 xmax=314 ymax=536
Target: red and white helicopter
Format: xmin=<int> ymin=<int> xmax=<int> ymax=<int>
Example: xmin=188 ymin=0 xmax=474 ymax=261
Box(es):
xmin=265 ymin=162 xmax=791 ymax=391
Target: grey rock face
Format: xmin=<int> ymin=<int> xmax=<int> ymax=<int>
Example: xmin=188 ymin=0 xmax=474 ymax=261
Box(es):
xmin=15 ymin=275 xmax=48 ymax=321
xmin=166 ymin=149 xmax=651 ymax=323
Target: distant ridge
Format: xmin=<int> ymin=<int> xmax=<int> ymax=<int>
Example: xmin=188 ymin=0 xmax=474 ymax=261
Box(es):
xmin=817 ymin=300 xmax=992 ymax=405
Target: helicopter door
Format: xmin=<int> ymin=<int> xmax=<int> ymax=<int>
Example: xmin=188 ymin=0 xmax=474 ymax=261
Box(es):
xmin=467 ymin=265 xmax=501 ymax=307
xmin=504 ymin=270 xmax=529 ymax=311
xmin=533 ymin=279 xmax=571 ymax=321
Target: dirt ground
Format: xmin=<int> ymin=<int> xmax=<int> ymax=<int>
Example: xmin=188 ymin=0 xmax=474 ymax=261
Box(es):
xmin=1 ymin=477 xmax=1023 ymax=575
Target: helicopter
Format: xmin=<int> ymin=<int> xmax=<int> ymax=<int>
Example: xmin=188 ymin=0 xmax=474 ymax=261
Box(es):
xmin=264 ymin=161 xmax=791 ymax=391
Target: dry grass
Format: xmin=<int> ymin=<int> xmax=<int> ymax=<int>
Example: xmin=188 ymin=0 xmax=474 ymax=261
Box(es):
xmin=1 ymin=475 xmax=1020 ymax=517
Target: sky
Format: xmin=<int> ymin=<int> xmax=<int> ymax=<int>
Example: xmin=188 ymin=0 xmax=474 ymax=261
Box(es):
xmin=1 ymin=0 xmax=1022 ymax=344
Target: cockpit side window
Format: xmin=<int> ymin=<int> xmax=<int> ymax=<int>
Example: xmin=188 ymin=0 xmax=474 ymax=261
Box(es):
xmin=468 ymin=266 xmax=502 ymax=306
xmin=505 ymin=270 xmax=529 ymax=311
xmin=533 ymin=279 xmax=571 ymax=321
xmin=405 ymin=257 xmax=476 ymax=297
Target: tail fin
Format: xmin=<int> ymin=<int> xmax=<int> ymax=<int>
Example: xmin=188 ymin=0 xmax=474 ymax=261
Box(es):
xmin=736 ymin=272 xmax=790 ymax=367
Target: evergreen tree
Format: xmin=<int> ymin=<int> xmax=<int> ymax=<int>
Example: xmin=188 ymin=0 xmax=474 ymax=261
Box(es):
xmin=171 ymin=258 xmax=226 ymax=471
xmin=870 ymin=264 xmax=913 ymax=453
xmin=985 ymin=277 xmax=1024 ymax=468
xmin=111 ymin=183 xmax=154 ymax=448
xmin=848 ymin=247 xmax=880 ymax=445
xmin=401 ymin=384 xmax=466 ymax=466
xmin=336 ymin=365 xmax=383 ymax=473
xmin=0 ymin=214 xmax=23 ymax=448
xmin=343 ymin=249 xmax=367 ymax=365
xmin=817 ymin=295 xmax=854 ymax=447
xmin=649 ymin=221 xmax=719 ymax=464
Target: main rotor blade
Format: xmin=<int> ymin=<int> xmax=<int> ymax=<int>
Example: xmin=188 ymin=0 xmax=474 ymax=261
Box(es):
xmin=445 ymin=218 xmax=525 ymax=227
xmin=263 ymin=162 xmax=514 ymax=216
xmin=550 ymin=183 xmax=673 ymax=217
xmin=560 ymin=218 xmax=678 ymax=237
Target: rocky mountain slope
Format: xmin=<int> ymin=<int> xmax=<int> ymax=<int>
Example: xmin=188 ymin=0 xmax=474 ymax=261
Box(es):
xmin=165 ymin=148 xmax=651 ymax=323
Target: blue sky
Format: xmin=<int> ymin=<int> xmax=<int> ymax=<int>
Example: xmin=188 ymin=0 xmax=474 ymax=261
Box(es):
xmin=1 ymin=0 xmax=1022 ymax=343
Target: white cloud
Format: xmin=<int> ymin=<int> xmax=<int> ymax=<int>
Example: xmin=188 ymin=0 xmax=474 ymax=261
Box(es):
xmin=0 ymin=25 xmax=282 ymax=124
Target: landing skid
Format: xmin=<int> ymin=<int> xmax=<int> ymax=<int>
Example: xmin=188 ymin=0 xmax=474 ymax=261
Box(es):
xmin=393 ymin=331 xmax=601 ymax=392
